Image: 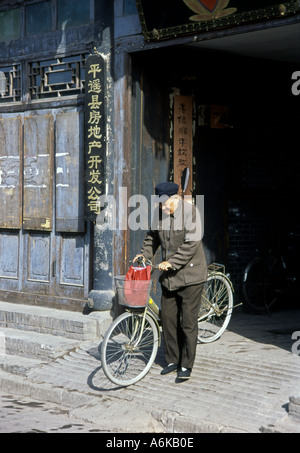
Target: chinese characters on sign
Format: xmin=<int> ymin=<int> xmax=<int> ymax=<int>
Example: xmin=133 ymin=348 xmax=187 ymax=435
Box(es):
xmin=173 ymin=95 xmax=193 ymax=197
xmin=84 ymin=54 xmax=105 ymax=221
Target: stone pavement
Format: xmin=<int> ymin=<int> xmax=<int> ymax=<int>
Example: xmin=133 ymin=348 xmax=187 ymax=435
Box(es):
xmin=0 ymin=392 xmax=108 ymax=433
xmin=1 ymin=301 xmax=300 ymax=433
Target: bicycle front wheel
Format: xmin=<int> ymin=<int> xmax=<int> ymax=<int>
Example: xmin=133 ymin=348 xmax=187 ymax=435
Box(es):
xmin=198 ymin=274 xmax=233 ymax=343
xmin=101 ymin=311 xmax=159 ymax=386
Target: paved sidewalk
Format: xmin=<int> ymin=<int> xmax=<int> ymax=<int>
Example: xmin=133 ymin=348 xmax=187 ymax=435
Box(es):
xmin=1 ymin=307 xmax=300 ymax=433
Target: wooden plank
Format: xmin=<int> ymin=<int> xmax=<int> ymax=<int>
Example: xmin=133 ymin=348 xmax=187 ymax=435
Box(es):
xmin=0 ymin=117 xmax=22 ymax=229
xmin=0 ymin=289 xmax=87 ymax=312
xmin=173 ymin=95 xmax=193 ymax=197
xmin=23 ymin=115 xmax=54 ymax=231
xmin=56 ymin=111 xmax=85 ymax=232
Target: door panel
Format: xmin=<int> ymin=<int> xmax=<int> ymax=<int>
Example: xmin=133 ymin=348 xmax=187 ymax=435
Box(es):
xmin=56 ymin=111 xmax=85 ymax=233
xmin=0 ymin=117 xmax=22 ymax=229
xmin=0 ymin=231 xmax=19 ymax=280
xmin=22 ymin=231 xmax=53 ymax=295
xmin=26 ymin=233 xmax=51 ymax=283
xmin=59 ymin=235 xmax=85 ymax=287
xmin=23 ymin=115 xmax=54 ymax=231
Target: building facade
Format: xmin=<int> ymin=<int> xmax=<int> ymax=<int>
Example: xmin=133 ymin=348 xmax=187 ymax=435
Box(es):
xmin=113 ymin=0 xmax=300 ymax=307
xmin=0 ymin=0 xmax=299 ymax=312
xmin=0 ymin=0 xmax=114 ymax=311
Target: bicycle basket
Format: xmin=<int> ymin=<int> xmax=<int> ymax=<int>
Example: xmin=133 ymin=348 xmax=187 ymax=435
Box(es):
xmin=114 ymin=276 xmax=153 ymax=308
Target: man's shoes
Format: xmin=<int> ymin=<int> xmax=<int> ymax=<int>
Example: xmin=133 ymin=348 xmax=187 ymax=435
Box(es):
xmin=160 ymin=363 xmax=178 ymax=375
xmin=177 ymin=367 xmax=191 ymax=380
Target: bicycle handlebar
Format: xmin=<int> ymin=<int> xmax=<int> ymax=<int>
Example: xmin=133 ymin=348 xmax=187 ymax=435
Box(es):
xmin=133 ymin=256 xmax=176 ymax=271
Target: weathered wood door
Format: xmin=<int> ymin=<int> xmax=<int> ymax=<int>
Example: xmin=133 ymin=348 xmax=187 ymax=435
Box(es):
xmin=0 ymin=108 xmax=90 ymax=308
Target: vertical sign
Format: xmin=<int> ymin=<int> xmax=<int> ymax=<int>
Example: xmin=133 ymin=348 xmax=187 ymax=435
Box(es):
xmin=84 ymin=53 xmax=105 ymax=222
xmin=173 ymin=95 xmax=193 ymax=197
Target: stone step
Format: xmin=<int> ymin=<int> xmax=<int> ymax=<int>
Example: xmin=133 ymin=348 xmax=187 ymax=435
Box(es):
xmin=0 ymin=354 xmax=46 ymax=376
xmin=0 ymin=327 xmax=81 ymax=360
xmin=0 ymin=301 xmax=103 ymax=341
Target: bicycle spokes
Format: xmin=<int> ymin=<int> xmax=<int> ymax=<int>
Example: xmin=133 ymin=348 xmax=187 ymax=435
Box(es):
xmin=101 ymin=312 xmax=159 ymax=386
xmin=198 ymin=274 xmax=233 ymax=343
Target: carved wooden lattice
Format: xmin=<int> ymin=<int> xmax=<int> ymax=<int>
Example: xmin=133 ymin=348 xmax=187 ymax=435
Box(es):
xmin=0 ymin=64 xmax=21 ymax=103
xmin=28 ymin=54 xmax=87 ymax=99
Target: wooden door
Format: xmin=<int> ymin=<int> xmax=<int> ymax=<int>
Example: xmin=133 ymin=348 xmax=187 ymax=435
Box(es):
xmin=0 ymin=108 xmax=90 ymax=308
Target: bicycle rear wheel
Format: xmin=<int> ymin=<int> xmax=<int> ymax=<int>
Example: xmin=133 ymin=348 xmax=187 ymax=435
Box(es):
xmin=101 ymin=311 xmax=159 ymax=386
xmin=242 ymin=257 xmax=279 ymax=312
xmin=198 ymin=274 xmax=233 ymax=343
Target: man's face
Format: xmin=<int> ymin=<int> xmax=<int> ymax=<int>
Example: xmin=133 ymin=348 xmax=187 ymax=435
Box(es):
xmin=161 ymin=195 xmax=179 ymax=215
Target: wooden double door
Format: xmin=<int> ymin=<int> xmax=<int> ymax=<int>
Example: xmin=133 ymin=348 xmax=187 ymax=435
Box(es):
xmin=0 ymin=107 xmax=90 ymax=309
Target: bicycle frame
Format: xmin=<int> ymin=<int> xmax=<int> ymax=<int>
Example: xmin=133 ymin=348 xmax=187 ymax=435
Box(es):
xmin=126 ymin=262 xmax=236 ymax=331
xmin=125 ymin=306 xmax=162 ymax=348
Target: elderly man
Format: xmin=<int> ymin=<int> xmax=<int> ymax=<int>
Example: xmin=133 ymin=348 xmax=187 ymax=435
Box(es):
xmin=134 ymin=182 xmax=207 ymax=381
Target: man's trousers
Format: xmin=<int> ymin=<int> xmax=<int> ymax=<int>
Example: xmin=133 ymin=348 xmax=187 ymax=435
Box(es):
xmin=161 ymin=283 xmax=204 ymax=370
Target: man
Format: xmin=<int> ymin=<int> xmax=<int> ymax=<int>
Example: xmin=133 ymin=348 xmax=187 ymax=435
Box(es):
xmin=134 ymin=182 xmax=207 ymax=381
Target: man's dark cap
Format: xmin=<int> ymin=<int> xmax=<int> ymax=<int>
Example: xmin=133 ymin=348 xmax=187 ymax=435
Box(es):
xmin=155 ymin=182 xmax=179 ymax=197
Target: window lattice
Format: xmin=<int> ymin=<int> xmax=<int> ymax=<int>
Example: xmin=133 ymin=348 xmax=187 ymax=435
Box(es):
xmin=0 ymin=64 xmax=21 ymax=103
xmin=29 ymin=54 xmax=87 ymax=99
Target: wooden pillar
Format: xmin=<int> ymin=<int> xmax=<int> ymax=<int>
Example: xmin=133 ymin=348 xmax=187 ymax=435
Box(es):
xmin=113 ymin=52 xmax=132 ymax=277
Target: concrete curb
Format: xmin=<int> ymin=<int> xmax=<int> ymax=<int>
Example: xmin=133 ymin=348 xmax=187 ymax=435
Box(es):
xmin=0 ymin=370 xmax=95 ymax=409
xmin=151 ymin=410 xmax=248 ymax=433
xmin=289 ymin=395 xmax=300 ymax=421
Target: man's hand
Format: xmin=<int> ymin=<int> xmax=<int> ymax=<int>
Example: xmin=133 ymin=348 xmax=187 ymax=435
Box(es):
xmin=158 ymin=261 xmax=173 ymax=271
xmin=133 ymin=254 xmax=145 ymax=263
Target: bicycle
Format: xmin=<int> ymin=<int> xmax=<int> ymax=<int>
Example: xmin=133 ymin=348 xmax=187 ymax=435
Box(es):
xmin=101 ymin=261 xmax=235 ymax=387
xmin=242 ymin=231 xmax=300 ymax=313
